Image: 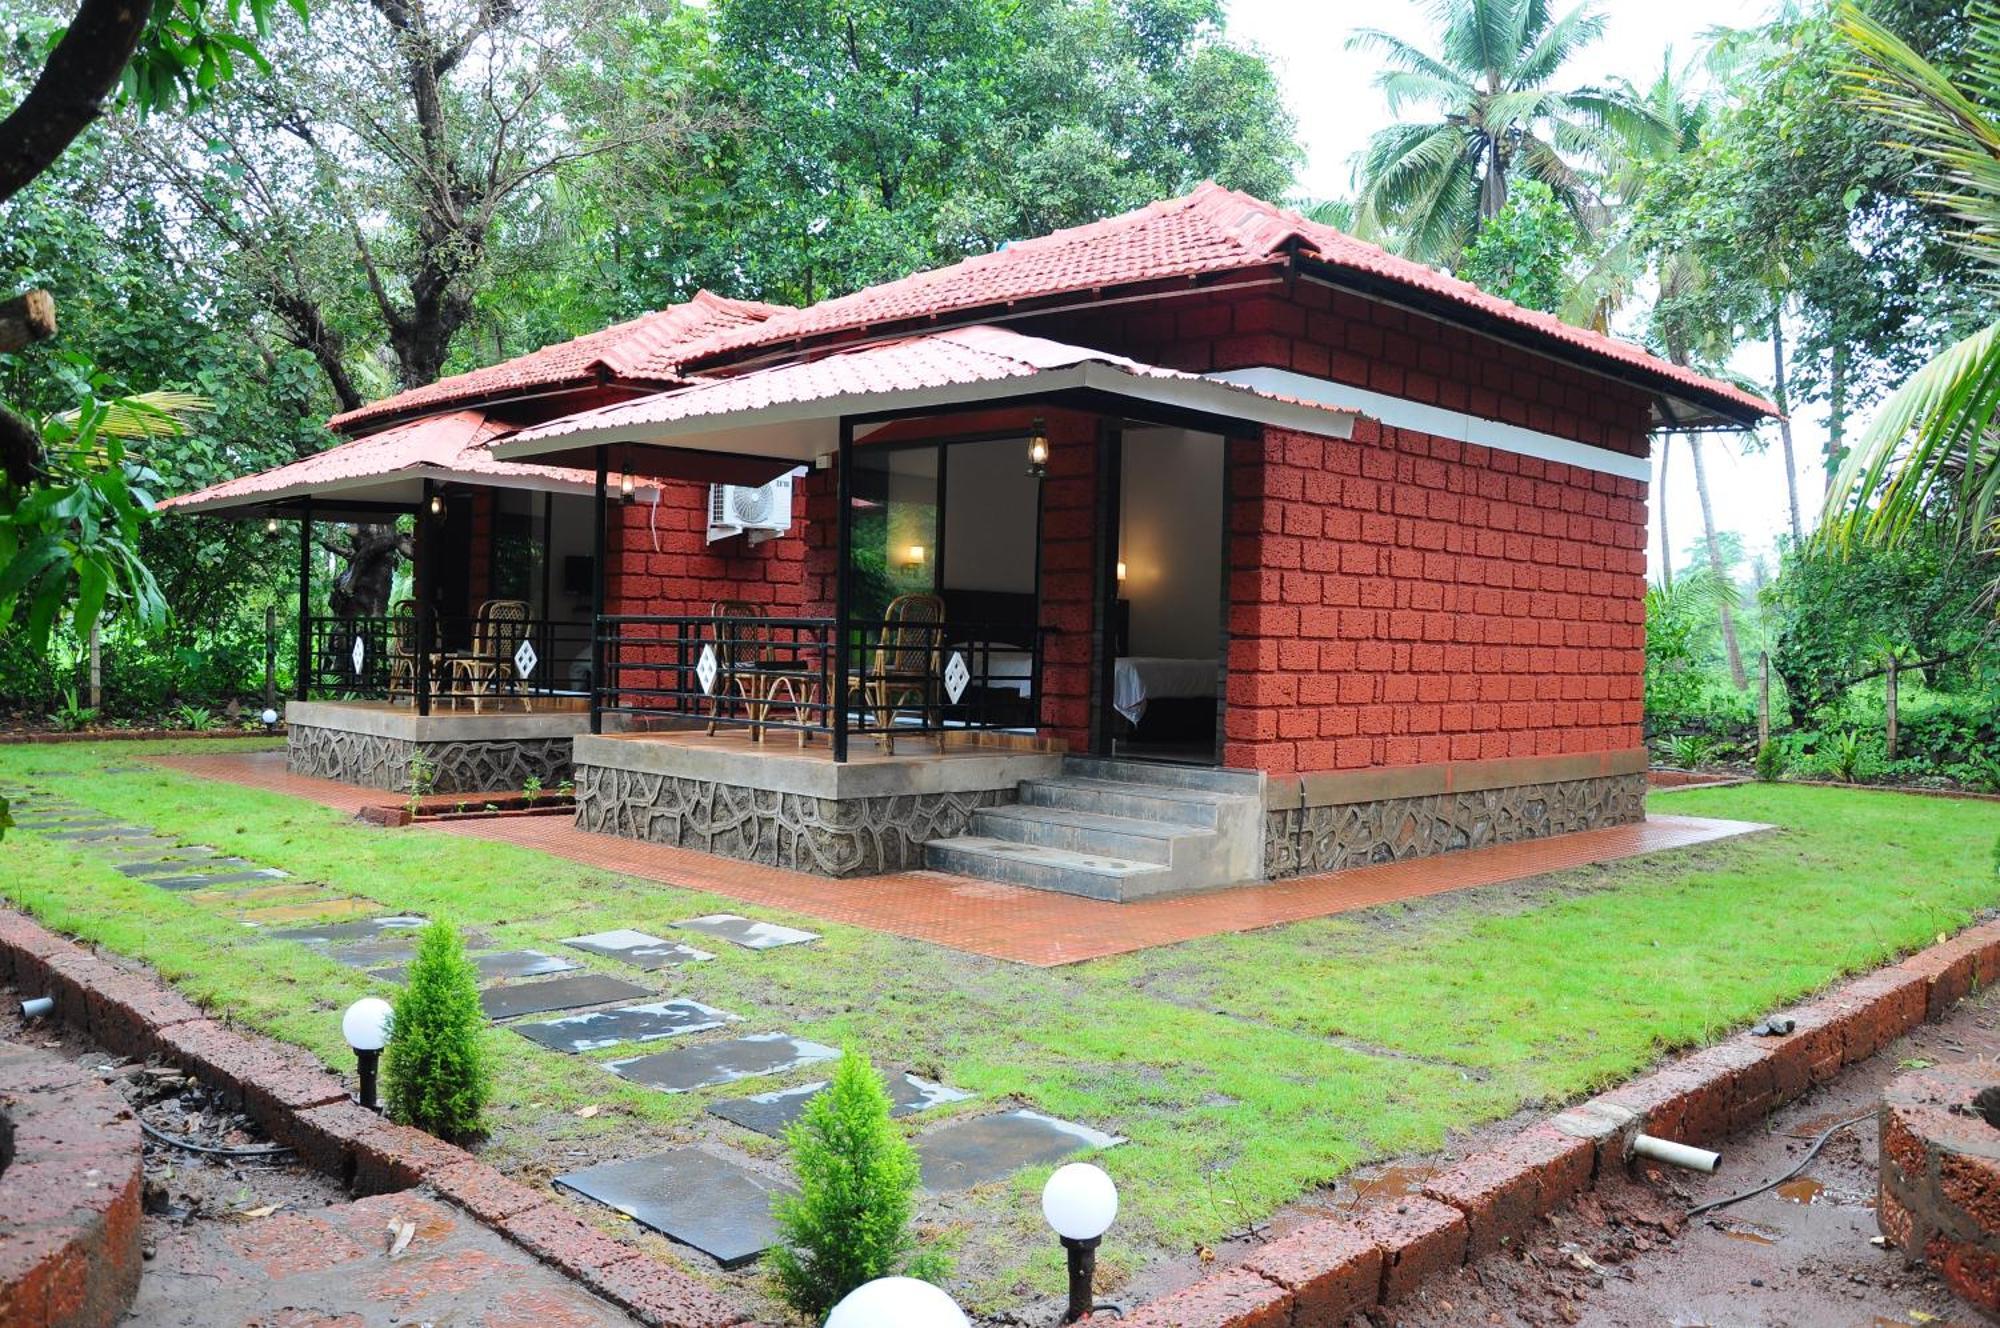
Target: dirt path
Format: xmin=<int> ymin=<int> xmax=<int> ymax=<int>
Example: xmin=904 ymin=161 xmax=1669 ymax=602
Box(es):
xmin=1377 ymin=983 xmax=2000 ymax=1328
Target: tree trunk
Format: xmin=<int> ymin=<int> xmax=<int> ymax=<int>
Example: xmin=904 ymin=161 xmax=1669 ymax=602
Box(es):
xmin=1885 ymin=655 xmax=1899 ymax=761
xmin=328 ymin=525 xmax=406 ymax=620
xmin=1688 ymin=434 xmax=1748 ymax=690
xmin=0 ymin=0 xmax=151 ymax=204
xmin=1769 ymin=302 xmax=1803 ymax=544
xmin=1656 ymin=435 xmax=1673 ymax=588
xmin=1824 ymin=341 xmax=1849 ymax=495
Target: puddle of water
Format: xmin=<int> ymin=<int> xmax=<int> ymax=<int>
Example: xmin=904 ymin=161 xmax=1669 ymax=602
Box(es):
xmin=1346 ymin=1164 xmax=1433 ymax=1203
xmin=1720 ymin=1225 xmax=1779 ymax=1245
xmin=1774 ymin=1177 xmax=1826 ymax=1205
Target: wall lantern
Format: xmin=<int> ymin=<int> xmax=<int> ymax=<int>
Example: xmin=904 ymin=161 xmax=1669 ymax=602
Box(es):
xmin=825 ymin=1277 xmax=969 ymax=1328
xmin=1116 ymin=560 xmax=1127 ymax=583
xmin=428 ymin=491 xmax=446 ymax=519
xmin=903 ymin=544 xmax=926 ymax=571
xmin=1026 ymin=417 xmax=1050 ymax=478
xmin=1043 ymin=1162 xmax=1118 ymax=1323
xmin=265 ymin=516 xmax=281 ymax=536
xmin=342 ymin=996 xmax=394 ymax=1111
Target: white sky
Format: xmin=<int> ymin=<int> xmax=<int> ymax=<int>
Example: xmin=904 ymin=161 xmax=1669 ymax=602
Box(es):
xmin=1224 ymin=0 xmax=1818 ymax=583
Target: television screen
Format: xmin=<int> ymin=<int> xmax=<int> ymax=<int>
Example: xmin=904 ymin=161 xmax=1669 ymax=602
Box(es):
xmin=563 ymin=555 xmax=594 ymax=596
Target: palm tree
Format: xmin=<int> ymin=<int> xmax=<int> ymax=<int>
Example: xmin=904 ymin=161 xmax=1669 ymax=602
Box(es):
xmin=1347 ymin=0 xmax=1655 ymax=265
xmin=1824 ymin=2 xmax=2000 ymax=564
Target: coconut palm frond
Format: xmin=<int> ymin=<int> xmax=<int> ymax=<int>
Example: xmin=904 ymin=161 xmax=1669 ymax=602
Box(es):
xmin=55 ymin=390 xmax=212 ymax=440
xmin=1825 ymin=320 xmax=2000 ymax=551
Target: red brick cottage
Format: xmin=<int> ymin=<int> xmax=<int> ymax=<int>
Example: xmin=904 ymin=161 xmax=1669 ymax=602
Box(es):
xmin=168 ymin=185 xmax=1774 ymax=896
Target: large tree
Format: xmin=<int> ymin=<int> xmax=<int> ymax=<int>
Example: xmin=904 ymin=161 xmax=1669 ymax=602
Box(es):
xmin=128 ymin=0 xmax=696 ymax=615
xmin=567 ymin=0 xmax=1300 ymax=309
xmin=1346 ymin=0 xmax=1653 ymax=265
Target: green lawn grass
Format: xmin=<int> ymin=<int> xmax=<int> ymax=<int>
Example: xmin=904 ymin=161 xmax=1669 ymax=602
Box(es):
xmin=2 ymin=742 xmax=1993 ymax=1314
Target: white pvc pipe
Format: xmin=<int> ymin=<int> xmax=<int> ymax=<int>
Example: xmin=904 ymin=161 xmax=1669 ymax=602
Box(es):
xmin=19 ymin=996 xmax=54 ymax=1018
xmin=1631 ymin=1133 xmax=1720 ymax=1174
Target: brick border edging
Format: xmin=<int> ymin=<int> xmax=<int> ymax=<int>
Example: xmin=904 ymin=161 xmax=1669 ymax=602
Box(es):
xmin=0 ymin=909 xmax=751 ymax=1328
xmin=0 ymin=728 xmax=284 ymax=746
xmin=1119 ymin=918 xmax=2000 ymax=1328
xmin=0 ymin=1041 xmax=145 ymax=1328
xmin=1879 ymin=1061 xmax=2000 ymax=1315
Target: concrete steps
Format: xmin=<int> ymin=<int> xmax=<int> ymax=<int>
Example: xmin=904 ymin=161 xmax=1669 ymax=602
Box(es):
xmin=923 ymin=756 xmax=1264 ymax=901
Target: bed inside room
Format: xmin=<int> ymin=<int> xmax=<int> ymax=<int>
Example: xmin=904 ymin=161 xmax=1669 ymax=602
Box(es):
xmin=1112 ymin=427 xmax=1225 ymax=764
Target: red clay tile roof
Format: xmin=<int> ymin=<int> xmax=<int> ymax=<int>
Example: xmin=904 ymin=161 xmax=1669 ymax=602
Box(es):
xmin=676 ymin=183 xmax=1777 ymax=425
xmin=329 ymin=291 xmax=789 ymax=434
xmin=161 ymin=411 xmax=618 ymax=513
xmin=502 ymin=325 xmax=1356 ymax=453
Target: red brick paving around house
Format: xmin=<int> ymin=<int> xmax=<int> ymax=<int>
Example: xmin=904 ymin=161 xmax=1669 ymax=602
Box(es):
xmin=150 ymin=749 xmax=1764 ymax=966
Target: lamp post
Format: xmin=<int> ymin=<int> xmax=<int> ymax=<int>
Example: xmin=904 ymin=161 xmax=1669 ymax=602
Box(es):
xmin=1042 ymin=1162 xmax=1118 ymax=1323
xmin=825 ymin=1277 xmax=969 ymax=1328
xmin=342 ymin=997 xmax=393 ymax=1111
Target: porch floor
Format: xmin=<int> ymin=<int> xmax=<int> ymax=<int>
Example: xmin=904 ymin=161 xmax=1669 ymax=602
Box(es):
xmin=152 ymin=750 xmax=1767 ymax=965
xmin=318 ymin=695 xmax=590 ymax=716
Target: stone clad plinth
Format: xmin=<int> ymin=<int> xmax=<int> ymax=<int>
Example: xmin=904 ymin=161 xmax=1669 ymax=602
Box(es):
xmin=285 ymin=701 xmax=586 ymax=794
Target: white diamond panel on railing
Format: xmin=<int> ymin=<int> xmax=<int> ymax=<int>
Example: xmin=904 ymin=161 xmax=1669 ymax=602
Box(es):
xmin=942 ymin=651 xmax=970 ymax=705
xmin=696 ymin=643 xmax=720 ymax=697
xmin=514 ymin=639 xmax=539 ymax=679
xmin=350 ymin=636 xmax=366 ymax=676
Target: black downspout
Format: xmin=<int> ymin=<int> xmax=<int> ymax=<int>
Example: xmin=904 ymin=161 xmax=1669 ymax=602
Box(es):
xmin=591 ymin=449 xmax=607 ymax=735
xmin=415 ymin=480 xmax=433 ymax=718
xmin=833 ymin=418 xmax=854 ymax=764
xmin=294 ymin=497 xmax=313 ymax=703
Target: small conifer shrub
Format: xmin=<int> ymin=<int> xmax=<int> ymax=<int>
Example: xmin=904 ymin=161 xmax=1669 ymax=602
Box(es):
xmin=769 ymin=1048 xmax=947 ymax=1321
xmin=1754 ymin=741 xmax=1785 ymax=782
xmin=382 ymin=920 xmax=490 ymax=1140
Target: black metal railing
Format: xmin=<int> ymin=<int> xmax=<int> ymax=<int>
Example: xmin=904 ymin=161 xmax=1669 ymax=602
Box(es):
xmin=595 ymin=614 xmax=1042 ymax=757
xmin=305 ymin=611 xmax=594 ymax=714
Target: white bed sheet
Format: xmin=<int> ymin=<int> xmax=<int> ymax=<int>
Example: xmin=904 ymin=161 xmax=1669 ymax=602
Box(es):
xmin=1113 ymin=656 xmax=1217 ymax=724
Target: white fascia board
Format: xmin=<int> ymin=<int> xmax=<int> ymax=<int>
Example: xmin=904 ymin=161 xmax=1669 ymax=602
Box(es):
xmin=1207 ymin=366 xmax=1653 ymax=482
xmin=497 ymin=362 xmax=1357 ymax=460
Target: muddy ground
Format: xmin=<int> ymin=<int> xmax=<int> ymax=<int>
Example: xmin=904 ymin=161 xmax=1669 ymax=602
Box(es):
xmin=1343 ymin=981 xmax=2000 ymax=1328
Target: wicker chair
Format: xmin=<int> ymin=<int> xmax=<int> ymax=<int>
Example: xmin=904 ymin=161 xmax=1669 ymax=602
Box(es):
xmin=386 ymin=600 xmax=441 ymax=702
xmin=866 ymin=593 xmax=945 ymax=753
xmin=447 ymin=599 xmax=531 ymax=710
xmin=705 ymin=600 xmax=767 ymax=736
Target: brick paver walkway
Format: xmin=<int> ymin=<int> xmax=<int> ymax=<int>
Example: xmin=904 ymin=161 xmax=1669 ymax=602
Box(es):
xmin=154 ymin=751 xmax=1767 ymax=966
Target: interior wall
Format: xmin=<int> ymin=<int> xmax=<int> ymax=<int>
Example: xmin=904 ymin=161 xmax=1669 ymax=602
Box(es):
xmin=1119 ymin=428 xmax=1222 ymax=658
xmin=545 ymin=492 xmax=597 ymax=624
xmin=941 ymin=438 xmax=1039 ymax=593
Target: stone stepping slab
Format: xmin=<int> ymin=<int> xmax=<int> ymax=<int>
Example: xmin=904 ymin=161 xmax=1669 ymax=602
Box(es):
xmin=479 ymin=973 xmax=651 ymax=1021
xmin=35 ymin=826 xmax=157 ymax=841
xmin=237 ymin=898 xmax=394 ymax=925
xmin=674 ymin=914 xmax=819 ymax=951
xmin=316 ymin=931 xmax=492 ymax=968
xmin=554 ymin=1148 xmax=794 ymax=1269
xmin=148 ymin=868 xmax=291 ymax=892
xmin=512 ymin=999 xmax=736 ymax=1054
xmin=270 ymin=916 xmax=431 ymax=945
xmin=210 ymin=882 xmax=334 ymax=909
xmin=915 ymin=1110 xmax=1124 ymax=1192
xmin=373 ymin=949 xmax=579 ymax=984
xmin=563 ymin=929 xmax=715 ymax=970
xmin=709 ymin=1072 xmax=971 ymax=1138
xmin=115 ymin=853 xmax=232 ymax=877
xmin=607 ymin=1033 xmax=838 ymax=1094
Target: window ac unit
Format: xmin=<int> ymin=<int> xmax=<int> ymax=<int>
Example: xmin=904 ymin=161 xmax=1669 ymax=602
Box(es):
xmin=706 ymin=472 xmax=794 ymax=545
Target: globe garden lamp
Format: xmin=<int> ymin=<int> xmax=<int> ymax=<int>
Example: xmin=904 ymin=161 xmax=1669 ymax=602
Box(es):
xmin=342 ymin=996 xmax=394 ymax=1111
xmin=260 ymin=707 xmax=279 ymax=734
xmin=1042 ymin=1162 xmax=1118 ymax=1323
xmin=825 ymin=1277 xmax=969 ymax=1328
